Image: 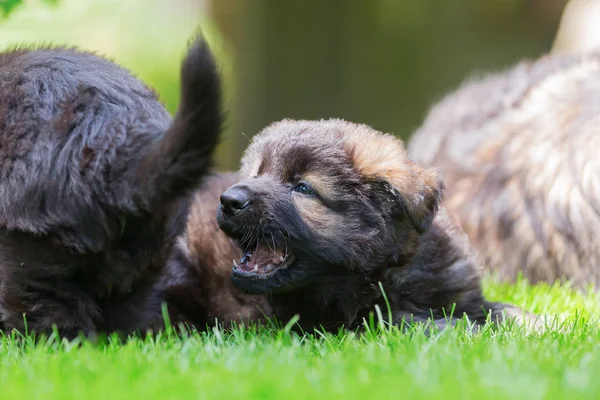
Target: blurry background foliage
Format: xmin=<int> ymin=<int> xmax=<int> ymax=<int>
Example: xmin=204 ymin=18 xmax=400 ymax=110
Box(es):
xmin=0 ymin=0 xmax=569 ymax=170
xmin=0 ymin=0 xmax=58 ymax=17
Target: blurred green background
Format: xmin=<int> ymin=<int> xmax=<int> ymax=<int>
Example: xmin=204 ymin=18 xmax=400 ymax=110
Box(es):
xmin=0 ymin=0 xmax=569 ymax=170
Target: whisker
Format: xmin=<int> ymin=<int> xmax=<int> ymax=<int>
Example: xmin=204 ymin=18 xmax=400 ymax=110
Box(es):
xmin=256 ymin=232 xmax=262 ymax=253
xmin=278 ymin=229 xmax=289 ymax=259
xmin=268 ymin=233 xmax=276 ymax=255
xmin=185 ymin=218 xmax=219 ymax=236
xmin=272 ymin=233 xmax=277 ymax=255
xmin=283 ymin=226 xmax=292 ymax=240
xmin=196 ymin=218 xmax=218 ymax=228
xmin=241 ymin=228 xmax=251 ymax=248
xmin=198 ymin=226 xmax=221 ymax=246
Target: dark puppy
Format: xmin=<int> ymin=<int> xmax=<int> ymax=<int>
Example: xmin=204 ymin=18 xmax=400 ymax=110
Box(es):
xmin=0 ymin=35 xmax=222 ymax=337
xmin=204 ymin=119 xmax=532 ymax=332
xmin=408 ymin=52 xmax=600 ymax=289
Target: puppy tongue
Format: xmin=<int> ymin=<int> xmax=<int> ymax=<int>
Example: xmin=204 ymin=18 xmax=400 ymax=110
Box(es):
xmin=247 ymin=247 xmax=285 ymax=270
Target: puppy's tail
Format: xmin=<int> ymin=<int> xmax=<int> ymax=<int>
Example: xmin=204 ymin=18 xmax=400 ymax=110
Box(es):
xmin=135 ymin=33 xmax=223 ymax=208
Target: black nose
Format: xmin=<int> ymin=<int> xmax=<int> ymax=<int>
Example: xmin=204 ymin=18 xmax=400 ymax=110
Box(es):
xmin=220 ymin=187 xmax=252 ymax=217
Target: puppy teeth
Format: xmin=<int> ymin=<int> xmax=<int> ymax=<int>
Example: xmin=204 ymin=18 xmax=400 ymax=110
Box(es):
xmin=280 ymin=256 xmax=285 ymax=262
xmin=233 ymin=259 xmax=238 ymax=268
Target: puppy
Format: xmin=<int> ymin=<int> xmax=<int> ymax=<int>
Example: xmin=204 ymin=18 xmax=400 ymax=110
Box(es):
xmin=0 ymin=35 xmax=222 ymax=337
xmin=408 ymin=52 xmax=600 ymax=289
xmin=168 ymin=119 xmax=532 ymax=332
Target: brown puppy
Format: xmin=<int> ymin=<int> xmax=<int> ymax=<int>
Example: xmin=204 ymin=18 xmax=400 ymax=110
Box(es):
xmin=167 ymin=119 xmax=533 ymax=332
xmin=408 ymin=52 xmax=600 ymax=289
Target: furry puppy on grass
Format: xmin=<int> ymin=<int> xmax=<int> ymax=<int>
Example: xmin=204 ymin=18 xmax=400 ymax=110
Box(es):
xmin=0 ymin=35 xmax=222 ymax=337
xmin=166 ymin=119 xmax=535 ymax=332
xmin=408 ymin=52 xmax=600 ymax=289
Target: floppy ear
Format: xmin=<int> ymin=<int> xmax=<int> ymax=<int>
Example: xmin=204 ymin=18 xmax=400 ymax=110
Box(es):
xmin=369 ymin=162 xmax=444 ymax=234
xmin=342 ymin=127 xmax=444 ymax=234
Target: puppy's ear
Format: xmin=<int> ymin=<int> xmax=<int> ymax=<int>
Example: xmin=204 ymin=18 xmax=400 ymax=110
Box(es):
xmin=369 ymin=163 xmax=444 ymax=234
xmin=343 ymin=127 xmax=444 ymax=234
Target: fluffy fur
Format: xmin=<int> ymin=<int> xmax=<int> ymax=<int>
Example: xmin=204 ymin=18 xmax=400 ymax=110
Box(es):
xmin=0 ymin=35 xmax=222 ymax=337
xmin=167 ymin=119 xmax=534 ymax=332
xmin=408 ymin=51 xmax=600 ymax=289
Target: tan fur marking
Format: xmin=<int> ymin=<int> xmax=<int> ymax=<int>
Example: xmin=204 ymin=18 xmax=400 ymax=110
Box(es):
xmin=341 ymin=126 xmax=441 ymax=220
xmin=293 ymin=194 xmax=345 ymax=237
xmin=347 ymin=130 xmax=438 ymax=190
xmin=301 ymin=174 xmax=339 ymax=200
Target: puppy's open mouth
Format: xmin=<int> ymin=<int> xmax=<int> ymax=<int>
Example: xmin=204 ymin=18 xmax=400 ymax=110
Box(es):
xmin=232 ymin=246 xmax=295 ymax=278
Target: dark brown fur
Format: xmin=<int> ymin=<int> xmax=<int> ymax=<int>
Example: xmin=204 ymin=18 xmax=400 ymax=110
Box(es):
xmin=167 ymin=119 xmax=536 ymax=332
xmin=0 ymin=35 xmax=222 ymax=337
xmin=408 ymin=52 xmax=600 ymax=289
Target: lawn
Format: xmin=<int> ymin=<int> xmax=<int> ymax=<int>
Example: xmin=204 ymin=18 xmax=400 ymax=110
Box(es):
xmin=1 ymin=277 xmax=599 ymax=400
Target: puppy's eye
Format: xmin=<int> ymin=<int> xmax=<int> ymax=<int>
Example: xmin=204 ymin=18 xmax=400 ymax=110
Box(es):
xmin=293 ymin=182 xmax=315 ymax=195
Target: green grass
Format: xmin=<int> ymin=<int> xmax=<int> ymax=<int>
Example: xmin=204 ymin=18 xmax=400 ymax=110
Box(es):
xmin=1 ymin=277 xmax=599 ymax=400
